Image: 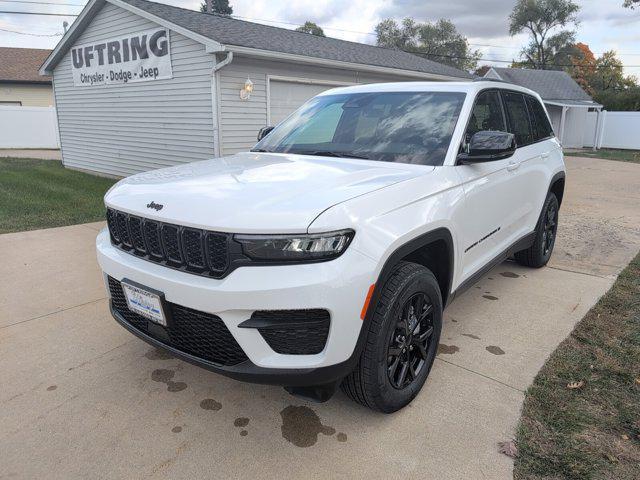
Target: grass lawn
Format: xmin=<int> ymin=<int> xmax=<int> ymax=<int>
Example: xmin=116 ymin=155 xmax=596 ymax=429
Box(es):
xmin=565 ymin=148 xmax=640 ymax=164
xmin=514 ymin=252 xmax=640 ymax=479
xmin=0 ymin=158 xmax=117 ymax=234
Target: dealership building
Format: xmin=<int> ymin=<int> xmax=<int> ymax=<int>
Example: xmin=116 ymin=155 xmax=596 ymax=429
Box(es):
xmin=40 ymin=0 xmax=471 ymax=177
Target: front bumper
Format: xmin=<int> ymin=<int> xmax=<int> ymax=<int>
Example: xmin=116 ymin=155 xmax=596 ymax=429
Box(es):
xmin=96 ymin=228 xmax=376 ymax=386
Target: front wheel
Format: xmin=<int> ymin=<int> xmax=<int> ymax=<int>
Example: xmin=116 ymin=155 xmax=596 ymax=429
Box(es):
xmin=514 ymin=191 xmax=559 ymax=268
xmin=341 ymin=261 xmax=443 ymax=413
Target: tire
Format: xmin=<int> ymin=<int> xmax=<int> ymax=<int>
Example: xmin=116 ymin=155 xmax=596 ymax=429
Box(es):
xmin=341 ymin=261 xmax=443 ymax=413
xmin=514 ymin=192 xmax=559 ymax=268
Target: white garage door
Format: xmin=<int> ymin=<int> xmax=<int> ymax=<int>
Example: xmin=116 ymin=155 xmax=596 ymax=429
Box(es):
xmin=269 ymin=80 xmax=344 ymax=125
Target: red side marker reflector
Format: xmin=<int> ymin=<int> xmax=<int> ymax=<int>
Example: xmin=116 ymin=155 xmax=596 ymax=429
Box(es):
xmin=360 ymin=284 xmax=376 ymax=320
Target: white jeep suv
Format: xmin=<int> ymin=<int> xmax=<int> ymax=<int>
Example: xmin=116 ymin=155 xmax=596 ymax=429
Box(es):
xmin=97 ymin=81 xmax=565 ymax=413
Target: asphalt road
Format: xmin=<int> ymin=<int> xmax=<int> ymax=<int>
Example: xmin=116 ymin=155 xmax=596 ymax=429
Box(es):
xmin=1 ymin=156 xmax=639 ymax=479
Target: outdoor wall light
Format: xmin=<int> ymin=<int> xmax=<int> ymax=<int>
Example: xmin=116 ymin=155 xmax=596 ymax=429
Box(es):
xmin=240 ymin=77 xmax=254 ymax=100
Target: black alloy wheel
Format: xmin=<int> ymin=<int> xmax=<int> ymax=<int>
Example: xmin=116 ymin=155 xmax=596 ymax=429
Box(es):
xmin=386 ymin=292 xmax=435 ymax=390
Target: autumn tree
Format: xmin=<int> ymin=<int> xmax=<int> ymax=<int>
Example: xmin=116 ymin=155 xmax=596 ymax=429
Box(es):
xmin=569 ymin=42 xmax=597 ymax=93
xmin=295 ymin=21 xmax=326 ymax=37
xmin=375 ymin=18 xmax=480 ymax=72
xmin=200 ymin=0 xmax=232 ymax=15
xmin=509 ymin=0 xmax=580 ymax=69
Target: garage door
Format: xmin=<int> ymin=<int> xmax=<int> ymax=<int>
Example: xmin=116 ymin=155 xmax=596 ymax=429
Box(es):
xmin=269 ymin=80 xmax=344 ymax=125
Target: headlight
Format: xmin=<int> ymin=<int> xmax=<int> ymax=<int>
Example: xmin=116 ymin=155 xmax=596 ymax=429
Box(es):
xmin=234 ymin=230 xmax=354 ymax=262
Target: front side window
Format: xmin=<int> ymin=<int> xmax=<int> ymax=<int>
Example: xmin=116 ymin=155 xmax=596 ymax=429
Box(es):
xmin=525 ymin=95 xmax=554 ymax=141
xmin=503 ymin=92 xmax=534 ymax=146
xmin=462 ymin=90 xmax=507 ymax=149
xmin=254 ymin=91 xmax=466 ymax=166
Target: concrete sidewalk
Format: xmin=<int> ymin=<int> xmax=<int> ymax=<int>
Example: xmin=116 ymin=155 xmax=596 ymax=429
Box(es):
xmin=0 ymin=149 xmax=62 ymax=160
xmin=1 ymin=157 xmax=639 ymax=480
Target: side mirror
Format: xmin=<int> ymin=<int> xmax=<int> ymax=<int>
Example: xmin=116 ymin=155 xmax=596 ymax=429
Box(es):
xmin=257 ymin=126 xmax=274 ymax=141
xmin=457 ymin=131 xmax=516 ymax=164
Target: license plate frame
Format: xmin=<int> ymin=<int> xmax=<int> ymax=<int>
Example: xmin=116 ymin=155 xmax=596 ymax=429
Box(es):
xmin=121 ymin=278 xmax=171 ymax=327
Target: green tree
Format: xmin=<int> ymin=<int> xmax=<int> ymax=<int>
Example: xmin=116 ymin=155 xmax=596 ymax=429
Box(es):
xmin=295 ymin=21 xmax=325 ymax=37
xmin=375 ymin=18 xmax=481 ymax=72
xmin=509 ymin=0 xmax=580 ymax=69
xmin=200 ymin=0 xmax=232 ymax=15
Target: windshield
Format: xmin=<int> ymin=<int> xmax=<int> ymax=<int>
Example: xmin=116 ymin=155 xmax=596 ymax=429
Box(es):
xmin=253 ymin=91 xmax=466 ymax=166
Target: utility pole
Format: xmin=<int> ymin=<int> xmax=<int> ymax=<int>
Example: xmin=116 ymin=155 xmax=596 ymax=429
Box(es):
xmin=206 ymin=0 xmax=212 ymax=14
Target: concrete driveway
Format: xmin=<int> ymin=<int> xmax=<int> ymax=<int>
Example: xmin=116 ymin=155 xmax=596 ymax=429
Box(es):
xmin=1 ymin=156 xmax=639 ymax=480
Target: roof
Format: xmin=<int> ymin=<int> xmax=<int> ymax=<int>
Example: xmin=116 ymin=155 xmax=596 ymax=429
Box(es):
xmin=486 ymin=67 xmax=594 ymax=102
xmin=41 ymin=0 xmax=472 ymax=80
xmin=0 ymin=47 xmax=52 ymax=84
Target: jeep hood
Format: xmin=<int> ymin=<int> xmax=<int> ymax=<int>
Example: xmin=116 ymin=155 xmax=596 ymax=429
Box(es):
xmin=105 ymin=152 xmax=430 ymax=233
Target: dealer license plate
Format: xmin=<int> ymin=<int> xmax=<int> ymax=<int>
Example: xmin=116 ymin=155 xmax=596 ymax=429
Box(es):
xmin=121 ymin=281 xmax=166 ymax=326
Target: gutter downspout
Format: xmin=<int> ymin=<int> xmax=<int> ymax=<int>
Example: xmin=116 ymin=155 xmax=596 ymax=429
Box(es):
xmin=592 ymin=108 xmax=601 ymax=152
xmin=210 ymin=51 xmax=233 ymax=157
xmin=559 ymin=106 xmax=568 ymax=146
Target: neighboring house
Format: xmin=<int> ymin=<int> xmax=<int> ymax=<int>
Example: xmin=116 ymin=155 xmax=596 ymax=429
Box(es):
xmin=0 ymin=47 xmax=54 ymax=106
xmin=485 ymin=67 xmax=602 ymax=148
xmin=39 ymin=0 xmax=472 ymax=177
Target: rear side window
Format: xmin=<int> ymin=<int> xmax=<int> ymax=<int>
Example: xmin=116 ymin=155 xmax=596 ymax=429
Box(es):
xmin=525 ymin=95 xmax=554 ymax=140
xmin=503 ymin=92 xmax=534 ymax=147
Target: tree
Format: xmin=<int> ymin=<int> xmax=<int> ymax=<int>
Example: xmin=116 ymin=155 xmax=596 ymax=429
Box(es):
xmin=474 ymin=65 xmax=491 ymax=77
xmin=509 ymin=0 xmax=580 ymax=69
xmin=295 ymin=21 xmax=325 ymax=37
xmin=569 ymin=42 xmax=597 ymax=93
xmin=200 ymin=0 xmax=232 ymax=15
xmin=375 ymin=18 xmax=481 ymax=72
xmin=623 ymin=0 xmax=639 ymax=8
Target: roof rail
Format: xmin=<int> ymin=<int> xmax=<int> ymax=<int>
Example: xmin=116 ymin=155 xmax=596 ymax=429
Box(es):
xmin=473 ymin=77 xmax=504 ymax=82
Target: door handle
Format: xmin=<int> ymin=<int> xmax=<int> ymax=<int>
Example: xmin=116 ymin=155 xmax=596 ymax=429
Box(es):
xmin=507 ymin=161 xmax=520 ymax=171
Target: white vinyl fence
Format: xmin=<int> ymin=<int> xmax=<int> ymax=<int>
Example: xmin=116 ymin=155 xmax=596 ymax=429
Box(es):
xmin=584 ymin=111 xmax=640 ymax=150
xmin=0 ymin=106 xmax=60 ymax=149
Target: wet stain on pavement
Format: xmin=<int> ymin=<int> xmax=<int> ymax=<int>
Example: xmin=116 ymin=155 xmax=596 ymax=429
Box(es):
xmin=200 ymin=398 xmax=222 ymax=411
xmin=171 ymin=426 xmax=182 ymax=433
xmin=437 ymin=344 xmax=460 ymax=355
xmin=280 ymin=405 xmax=336 ymax=447
xmin=151 ymin=369 xmax=187 ymax=392
xmin=462 ymin=334 xmax=481 ymax=340
xmin=483 ymin=295 xmax=499 ymax=301
xmin=500 ymin=271 xmax=520 ymax=278
xmin=234 ymin=417 xmax=250 ymax=428
xmin=145 ymin=348 xmax=174 ymax=360
xmin=46 ymin=385 xmax=57 ymax=391
xmin=336 ymin=433 xmax=348 ymax=442
xmin=486 ymin=346 xmax=506 ymax=355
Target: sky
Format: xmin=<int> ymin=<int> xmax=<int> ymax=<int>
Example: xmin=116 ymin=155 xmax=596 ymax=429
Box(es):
xmin=1 ymin=0 xmax=639 ymax=76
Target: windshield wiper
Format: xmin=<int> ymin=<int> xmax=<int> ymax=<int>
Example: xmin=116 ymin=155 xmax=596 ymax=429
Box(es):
xmin=295 ymin=150 xmax=370 ymax=160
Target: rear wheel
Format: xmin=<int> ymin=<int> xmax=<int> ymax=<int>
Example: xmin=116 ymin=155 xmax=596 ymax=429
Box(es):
xmin=341 ymin=261 xmax=442 ymax=413
xmin=514 ymin=192 xmax=559 ymax=268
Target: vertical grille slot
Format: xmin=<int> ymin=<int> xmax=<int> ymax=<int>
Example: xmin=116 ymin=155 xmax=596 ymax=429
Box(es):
xmin=143 ymin=220 xmax=163 ymax=259
xmin=161 ymin=224 xmax=182 ymax=264
xmin=182 ymin=228 xmax=206 ymax=270
xmin=129 ymin=216 xmax=146 ymax=254
xmin=116 ymin=211 xmax=132 ymax=248
xmin=206 ymin=232 xmax=229 ymax=273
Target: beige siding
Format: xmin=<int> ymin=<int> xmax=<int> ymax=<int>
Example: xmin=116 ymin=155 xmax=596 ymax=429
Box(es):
xmin=218 ymin=56 xmax=418 ymax=155
xmin=0 ymin=83 xmax=54 ymax=107
xmin=52 ymin=2 xmax=215 ymax=177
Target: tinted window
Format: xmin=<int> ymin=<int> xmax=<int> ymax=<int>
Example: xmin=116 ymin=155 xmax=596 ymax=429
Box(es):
xmin=254 ymin=91 xmax=466 ymax=166
xmin=503 ymin=92 xmax=534 ymax=146
xmin=525 ymin=95 xmax=554 ymax=140
xmin=463 ymin=90 xmax=507 ymax=149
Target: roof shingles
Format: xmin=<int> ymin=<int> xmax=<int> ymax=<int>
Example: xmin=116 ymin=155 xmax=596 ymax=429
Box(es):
xmin=119 ymin=0 xmax=472 ymax=79
xmin=0 ymin=47 xmax=52 ymax=83
xmin=488 ymin=67 xmax=593 ymax=102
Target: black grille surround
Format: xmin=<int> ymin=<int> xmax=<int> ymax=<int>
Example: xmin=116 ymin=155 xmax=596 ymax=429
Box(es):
xmin=107 ymin=208 xmax=231 ymax=278
xmin=108 ymin=276 xmax=248 ymax=366
xmin=241 ymin=310 xmax=331 ymax=355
